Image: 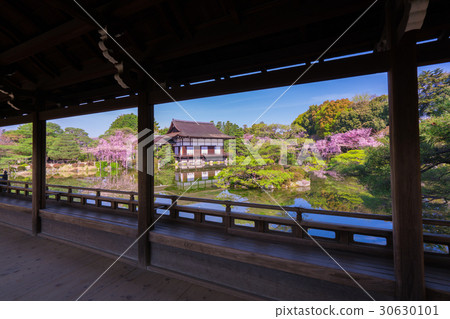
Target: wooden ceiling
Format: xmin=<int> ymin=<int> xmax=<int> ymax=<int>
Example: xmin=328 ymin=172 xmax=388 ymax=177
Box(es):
xmin=0 ymin=0 xmax=449 ymax=123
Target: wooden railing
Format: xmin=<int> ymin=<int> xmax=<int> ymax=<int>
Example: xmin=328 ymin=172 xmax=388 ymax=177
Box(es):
xmin=0 ymin=180 xmax=137 ymax=213
xmin=1 ymin=180 xmax=449 ymax=259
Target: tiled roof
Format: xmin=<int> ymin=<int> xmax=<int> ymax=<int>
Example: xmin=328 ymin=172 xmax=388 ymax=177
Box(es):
xmin=167 ymin=119 xmax=234 ymax=139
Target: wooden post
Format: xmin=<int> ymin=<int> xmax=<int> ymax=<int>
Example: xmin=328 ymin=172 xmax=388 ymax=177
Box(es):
xmin=129 ymin=194 xmax=135 ymax=212
xmin=225 ymin=204 xmax=231 ymax=232
xmin=137 ymin=91 xmax=154 ymax=268
xmin=170 ymin=195 xmax=177 ymax=219
xmin=24 ymin=183 xmax=29 ymax=197
xmin=32 ymin=112 xmax=46 ymax=235
xmin=388 ymin=4 xmax=425 ymax=299
xmin=294 ymin=208 xmax=303 ymax=238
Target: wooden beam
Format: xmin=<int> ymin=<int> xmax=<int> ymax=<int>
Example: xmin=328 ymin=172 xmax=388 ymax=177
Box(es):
xmin=41 ymin=59 xmax=115 ymax=91
xmin=145 ymin=1 xmax=374 ymax=63
xmin=137 ymin=91 xmax=154 ymax=268
xmin=1 ymin=39 xmax=448 ymax=127
xmin=40 ymin=95 xmax=138 ymax=121
xmin=0 ymin=114 xmax=33 ymax=127
xmin=388 ymin=2 xmax=425 ymax=299
xmin=32 ymin=111 xmax=46 ymax=235
xmin=0 ymin=19 xmax=95 ymax=65
xmin=0 ymin=95 xmax=138 ymax=126
xmin=416 ymin=38 xmax=450 ymax=66
xmin=149 ymin=52 xmax=390 ymax=104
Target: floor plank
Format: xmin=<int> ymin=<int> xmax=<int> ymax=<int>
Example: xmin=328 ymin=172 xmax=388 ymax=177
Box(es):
xmin=0 ymin=224 xmax=243 ymax=301
xmin=1 ymin=196 xmax=449 ymax=299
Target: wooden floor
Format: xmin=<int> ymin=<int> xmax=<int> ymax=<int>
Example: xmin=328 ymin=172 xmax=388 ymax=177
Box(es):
xmin=151 ymin=222 xmax=450 ymax=296
xmin=0 ymin=194 xmax=32 ymax=208
xmin=1 ymin=195 xmax=449 ymax=299
xmin=0 ymin=225 xmax=243 ymax=301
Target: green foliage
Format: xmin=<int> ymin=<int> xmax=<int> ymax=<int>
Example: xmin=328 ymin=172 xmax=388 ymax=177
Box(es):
xmin=48 ymin=134 xmax=81 ymax=161
xmin=2 ymin=123 xmax=33 ymax=156
xmin=293 ymin=96 xmax=389 ymax=138
xmin=46 ymin=122 xmax=63 ymax=137
xmin=155 ymin=144 xmax=175 ymax=167
xmin=64 ymin=127 xmax=92 ymax=147
xmin=257 ymin=143 xmax=282 ymax=163
xmin=358 ymin=138 xmax=391 ymax=193
xmin=333 ymin=95 xmax=389 ymax=133
xmin=292 ymin=104 xmax=320 ymax=136
xmin=421 ymin=165 xmax=449 ymax=201
xmin=106 ymin=114 xmax=138 ymax=135
xmin=418 ymin=68 xmax=450 ymax=117
xmin=419 ymin=111 xmax=449 ymax=203
xmin=216 ymin=156 xmax=304 ymax=189
xmin=224 ymin=137 xmax=251 ymax=158
xmin=292 ymin=99 xmax=352 ymax=138
xmin=159 ymin=127 xmax=169 ymax=134
xmin=328 ymin=150 xmax=366 ymax=176
xmin=155 ymin=166 xmax=175 ymax=186
xmin=314 ymin=99 xmax=352 ymax=137
xmin=154 ymin=120 xmax=160 ymax=132
xmin=215 ymin=121 xmax=243 ymax=137
xmin=420 ymin=113 xmax=450 ymax=173
xmin=352 ymin=93 xmax=373 ymax=103
xmin=216 ymin=163 xmax=294 ymax=189
xmin=3 ymin=123 xmax=32 ymax=140
xmin=16 ymin=138 xmax=33 ymax=156
xmin=245 ymin=122 xmax=303 ymax=139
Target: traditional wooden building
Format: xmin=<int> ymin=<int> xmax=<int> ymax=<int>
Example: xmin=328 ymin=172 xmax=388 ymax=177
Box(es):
xmin=162 ymin=119 xmax=234 ymax=167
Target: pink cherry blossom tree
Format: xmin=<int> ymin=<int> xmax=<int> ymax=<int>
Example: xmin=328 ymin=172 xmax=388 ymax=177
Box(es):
xmin=87 ymin=130 xmax=137 ymax=169
xmin=315 ymin=128 xmax=381 ymax=157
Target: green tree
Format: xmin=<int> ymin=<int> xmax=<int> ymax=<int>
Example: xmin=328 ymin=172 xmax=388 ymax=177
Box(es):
xmin=314 ymin=99 xmax=352 ymax=137
xmin=328 ymin=150 xmax=367 ymax=176
xmin=292 ymin=99 xmax=352 ymax=138
xmin=420 ymin=113 xmax=450 ymax=173
xmin=106 ymin=114 xmax=138 ymax=135
xmin=333 ymin=95 xmax=389 ymax=133
xmin=154 ymin=120 xmax=160 ymax=132
xmin=216 ymin=121 xmax=243 ymax=137
xmin=2 ymin=123 xmax=33 ymax=156
xmin=216 ymin=157 xmax=295 ymax=189
xmin=46 ymin=122 xmax=63 ymax=137
xmin=48 ymin=134 xmax=81 ymax=161
xmin=159 ymin=127 xmax=169 ymax=134
xmin=352 ymin=93 xmax=373 ymax=103
xmin=64 ymin=127 xmax=92 ymax=147
xmin=418 ymin=68 xmax=450 ymax=117
xmin=155 ymin=144 xmax=174 ymax=168
xmin=292 ymin=104 xmax=320 ymax=136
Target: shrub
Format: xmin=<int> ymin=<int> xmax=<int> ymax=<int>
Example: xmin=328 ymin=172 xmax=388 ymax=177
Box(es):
xmin=328 ymin=150 xmax=366 ymax=176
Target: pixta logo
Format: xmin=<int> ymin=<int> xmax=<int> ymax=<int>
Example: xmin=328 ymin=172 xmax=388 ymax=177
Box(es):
xmin=137 ymin=128 xmax=172 ymax=176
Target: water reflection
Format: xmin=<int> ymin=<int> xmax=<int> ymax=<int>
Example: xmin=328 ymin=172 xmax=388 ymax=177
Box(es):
xmin=174 ymin=169 xmax=221 ymax=189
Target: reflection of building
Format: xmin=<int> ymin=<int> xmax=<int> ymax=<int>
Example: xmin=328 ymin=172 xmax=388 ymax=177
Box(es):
xmin=162 ymin=119 xmax=234 ymax=168
xmin=175 ymin=170 xmax=220 ymax=189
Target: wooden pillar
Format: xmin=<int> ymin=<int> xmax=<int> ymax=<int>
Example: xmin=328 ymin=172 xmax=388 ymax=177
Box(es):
xmin=137 ymin=91 xmax=154 ymax=268
xmin=388 ymin=7 xmax=425 ymax=299
xmin=32 ymin=112 xmax=46 ymax=235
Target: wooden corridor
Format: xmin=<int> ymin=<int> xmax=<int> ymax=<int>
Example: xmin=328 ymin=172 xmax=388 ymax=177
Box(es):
xmin=1 ymin=194 xmax=449 ymax=300
xmin=0 ymin=225 xmax=244 ymax=301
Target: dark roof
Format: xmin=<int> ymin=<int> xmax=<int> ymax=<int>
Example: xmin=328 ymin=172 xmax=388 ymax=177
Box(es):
xmin=167 ymin=119 xmax=234 ymax=139
xmin=0 ymin=0 xmax=449 ymax=125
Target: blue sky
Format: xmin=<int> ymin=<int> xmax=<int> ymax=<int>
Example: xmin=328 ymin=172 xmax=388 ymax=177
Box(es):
xmin=2 ymin=62 xmax=450 ymax=137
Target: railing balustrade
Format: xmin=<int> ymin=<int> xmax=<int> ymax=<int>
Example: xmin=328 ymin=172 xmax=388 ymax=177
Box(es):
xmin=1 ymin=180 xmax=449 ymax=259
